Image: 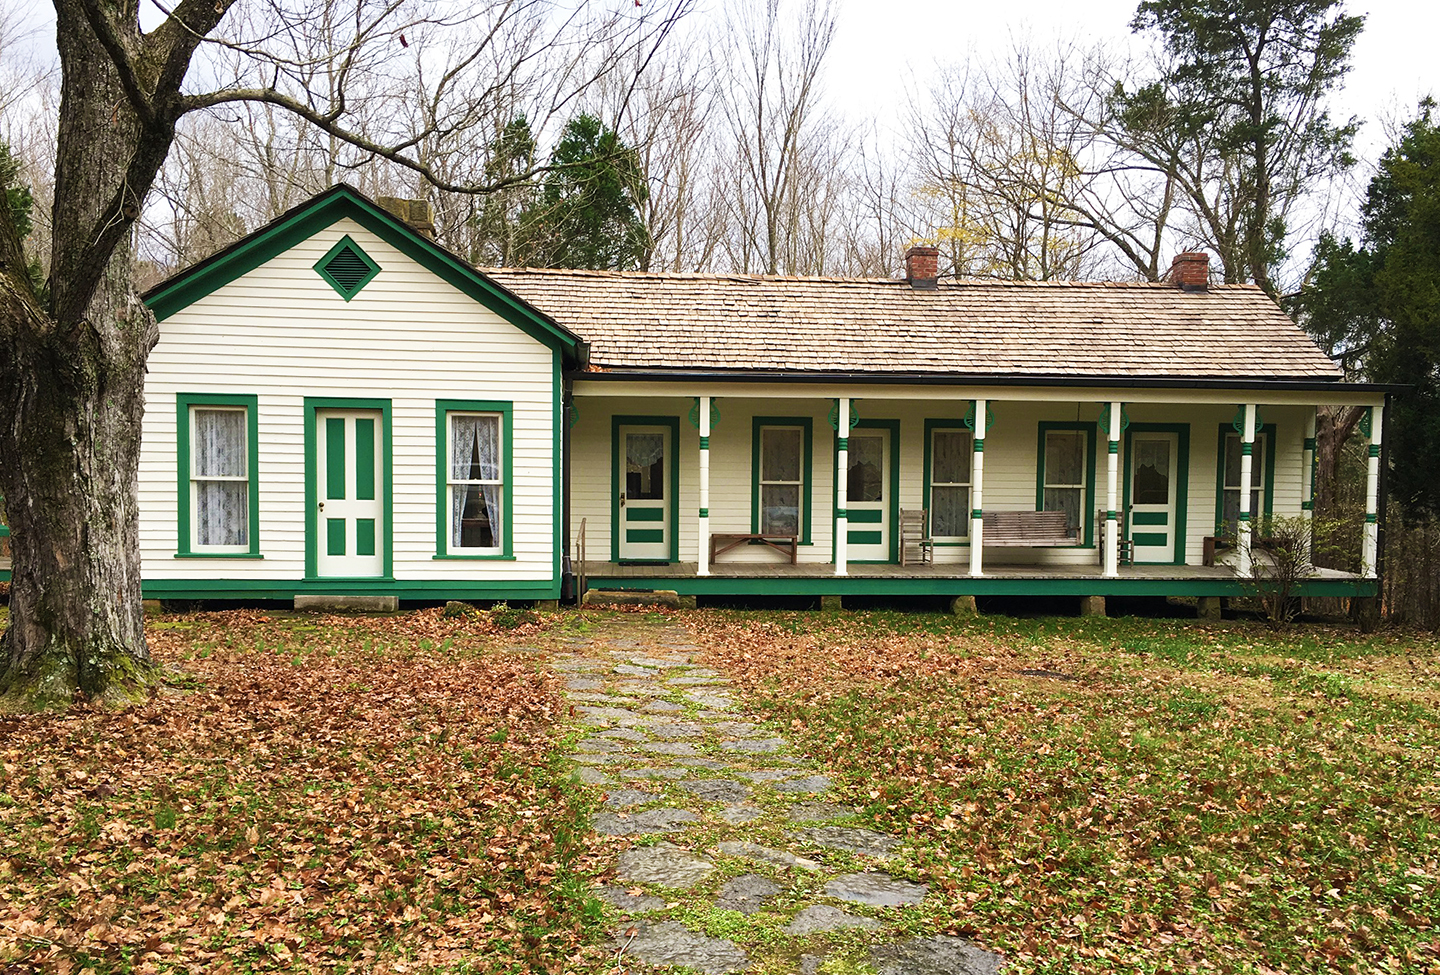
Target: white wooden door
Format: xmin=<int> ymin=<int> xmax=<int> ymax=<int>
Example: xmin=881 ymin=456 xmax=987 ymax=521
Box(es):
xmin=1129 ymin=432 xmax=1178 ymax=563
xmin=317 ymin=410 xmax=384 ymax=577
xmin=618 ymin=425 xmax=671 ymax=561
xmin=846 ymin=429 xmax=890 ymax=561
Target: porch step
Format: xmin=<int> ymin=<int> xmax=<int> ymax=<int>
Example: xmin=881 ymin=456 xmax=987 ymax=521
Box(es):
xmin=294 ymin=594 xmax=400 ymax=613
xmin=582 ymin=589 xmax=682 ymax=609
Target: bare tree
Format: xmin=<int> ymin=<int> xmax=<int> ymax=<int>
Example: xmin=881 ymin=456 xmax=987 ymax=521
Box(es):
xmin=0 ymin=0 xmax=693 ymax=706
xmin=907 ymin=46 xmax=1106 ymax=281
xmin=718 ymin=0 xmax=838 ymax=275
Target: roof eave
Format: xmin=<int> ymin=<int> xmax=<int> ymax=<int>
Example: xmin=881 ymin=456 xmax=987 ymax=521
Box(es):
xmin=570 ymin=366 xmax=1396 ymax=394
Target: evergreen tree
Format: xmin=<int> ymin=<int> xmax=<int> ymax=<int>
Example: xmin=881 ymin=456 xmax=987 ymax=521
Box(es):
xmin=1301 ymin=101 xmax=1440 ymax=514
xmin=472 ymin=117 xmax=540 ymax=267
xmin=1120 ymin=0 xmax=1363 ymax=294
xmin=524 ymin=114 xmax=649 ymax=270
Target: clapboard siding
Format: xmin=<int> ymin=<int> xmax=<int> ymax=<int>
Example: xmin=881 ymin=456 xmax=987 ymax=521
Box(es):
xmin=571 ymin=395 xmax=1315 ymax=570
xmin=142 ymin=217 xmax=559 ymax=588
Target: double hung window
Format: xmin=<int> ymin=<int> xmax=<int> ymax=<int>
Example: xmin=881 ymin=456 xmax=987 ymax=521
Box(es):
xmin=1219 ymin=429 xmax=1272 ymax=538
xmin=927 ymin=425 xmax=972 ymax=538
xmin=437 ymin=401 xmax=512 ymax=557
xmin=752 ymin=418 xmax=812 ymax=542
xmin=1038 ymin=425 xmax=1092 ymax=542
xmin=177 ymin=394 xmax=260 ymax=556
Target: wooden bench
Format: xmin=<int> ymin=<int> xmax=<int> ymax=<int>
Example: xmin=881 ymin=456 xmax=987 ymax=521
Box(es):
xmin=981 ymin=510 xmax=1080 ymax=547
xmin=709 ymin=533 xmax=799 ymax=563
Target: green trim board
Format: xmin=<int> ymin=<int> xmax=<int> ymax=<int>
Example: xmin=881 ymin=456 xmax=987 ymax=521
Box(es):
xmin=433 ymin=399 xmax=515 ymax=560
xmin=313 ymin=235 xmax=380 ymax=299
xmin=922 ymin=418 xmax=972 ymax=543
xmin=1214 ymin=423 xmax=1277 ymax=536
xmin=554 ymin=352 xmax=564 ymax=590
xmin=174 ymin=392 xmax=262 ymax=558
xmin=141 ymin=578 xmax=561 ymax=599
xmin=611 ymin=415 xmax=682 ymax=563
xmin=584 ymin=574 xmax=1376 ymax=599
xmin=143 ymin=184 xmax=582 ymax=363
xmin=751 ymin=416 xmax=814 ymax=544
xmin=832 ymin=419 xmax=901 ymax=563
xmin=1121 ymin=423 xmax=1191 ymax=566
xmin=1035 ymin=421 xmax=1098 ymax=548
xmin=304 ymin=397 xmax=394 ymax=580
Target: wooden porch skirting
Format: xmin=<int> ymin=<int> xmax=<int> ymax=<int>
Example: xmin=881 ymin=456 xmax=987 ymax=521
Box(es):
xmin=578 ymin=560 xmax=1372 ymax=598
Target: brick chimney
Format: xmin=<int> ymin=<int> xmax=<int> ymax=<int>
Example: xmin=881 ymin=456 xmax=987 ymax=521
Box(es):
xmin=1169 ymin=251 xmax=1209 ymax=291
xmin=904 ymin=245 xmax=939 ymax=290
xmin=378 ymin=196 xmax=436 ymax=239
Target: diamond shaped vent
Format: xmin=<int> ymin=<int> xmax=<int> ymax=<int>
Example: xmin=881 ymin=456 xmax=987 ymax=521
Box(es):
xmin=314 ymin=236 xmax=380 ymax=300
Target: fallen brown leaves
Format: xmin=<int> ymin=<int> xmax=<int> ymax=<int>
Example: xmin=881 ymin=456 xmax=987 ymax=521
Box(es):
xmin=687 ymin=610 xmax=1440 ymax=975
xmin=0 ymin=609 xmax=604 ymax=974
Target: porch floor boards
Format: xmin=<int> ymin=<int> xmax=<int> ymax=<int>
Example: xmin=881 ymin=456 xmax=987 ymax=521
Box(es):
xmin=581 ymin=560 xmax=1361 ymax=582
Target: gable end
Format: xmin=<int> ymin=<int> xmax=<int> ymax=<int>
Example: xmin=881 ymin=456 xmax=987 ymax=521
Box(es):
xmin=143 ymin=185 xmax=581 ymax=361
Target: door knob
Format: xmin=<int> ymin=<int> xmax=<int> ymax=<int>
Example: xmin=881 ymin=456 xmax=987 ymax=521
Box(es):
xmin=620 ymin=493 xmax=626 ymax=507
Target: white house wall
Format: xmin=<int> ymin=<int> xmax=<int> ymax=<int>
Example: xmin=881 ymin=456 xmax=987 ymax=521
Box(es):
xmin=572 ymin=395 xmax=1316 ymax=569
xmin=141 ymin=217 xmax=558 ymax=588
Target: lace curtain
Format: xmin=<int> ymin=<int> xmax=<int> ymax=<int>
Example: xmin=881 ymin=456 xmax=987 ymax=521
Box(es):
xmin=193 ymin=408 xmax=247 ymax=547
xmin=451 ymin=415 xmax=501 ymax=549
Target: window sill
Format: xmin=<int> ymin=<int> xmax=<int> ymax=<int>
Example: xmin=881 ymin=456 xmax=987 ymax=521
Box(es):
xmin=433 ymin=554 xmax=516 ymax=561
xmin=174 ymin=552 xmax=264 ymax=559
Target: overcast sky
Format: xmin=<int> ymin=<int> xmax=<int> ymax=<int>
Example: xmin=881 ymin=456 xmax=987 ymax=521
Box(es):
xmin=827 ymin=0 xmax=1438 ymax=159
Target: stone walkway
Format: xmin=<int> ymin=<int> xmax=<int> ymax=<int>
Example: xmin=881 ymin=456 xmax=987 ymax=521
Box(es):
xmin=551 ymin=622 xmax=1004 ymax=974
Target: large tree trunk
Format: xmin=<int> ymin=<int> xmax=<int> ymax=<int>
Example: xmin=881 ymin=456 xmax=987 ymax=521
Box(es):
xmin=0 ymin=0 xmax=167 ymax=705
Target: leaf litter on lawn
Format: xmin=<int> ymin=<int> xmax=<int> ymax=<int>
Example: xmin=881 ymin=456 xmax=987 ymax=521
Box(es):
xmin=0 ymin=608 xmax=614 ymax=974
xmin=684 ymin=609 xmax=1440 ymax=975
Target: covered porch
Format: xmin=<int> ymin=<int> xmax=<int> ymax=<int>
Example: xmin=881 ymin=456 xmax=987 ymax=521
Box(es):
xmin=567 ymin=381 xmax=1385 ymax=600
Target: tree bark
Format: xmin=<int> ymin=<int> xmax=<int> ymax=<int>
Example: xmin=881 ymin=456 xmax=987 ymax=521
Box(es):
xmin=0 ymin=0 xmax=167 ymax=705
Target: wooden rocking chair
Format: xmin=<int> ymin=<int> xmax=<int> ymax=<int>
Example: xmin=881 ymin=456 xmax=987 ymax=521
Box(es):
xmin=899 ymin=508 xmax=934 ymax=566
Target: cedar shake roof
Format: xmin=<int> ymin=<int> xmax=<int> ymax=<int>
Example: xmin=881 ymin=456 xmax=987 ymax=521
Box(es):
xmin=482 ymin=268 xmax=1343 ymax=381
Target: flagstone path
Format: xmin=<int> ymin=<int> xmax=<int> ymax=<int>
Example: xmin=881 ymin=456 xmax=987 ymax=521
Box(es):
xmin=550 ymin=622 xmax=1005 ymax=974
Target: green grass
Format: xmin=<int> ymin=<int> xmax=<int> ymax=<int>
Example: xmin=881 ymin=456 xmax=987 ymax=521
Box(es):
xmin=691 ymin=609 xmax=1440 ymax=975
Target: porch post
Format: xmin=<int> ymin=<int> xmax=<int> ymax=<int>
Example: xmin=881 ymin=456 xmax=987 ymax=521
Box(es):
xmin=1237 ymin=403 xmax=1257 ymax=576
xmin=969 ymin=398 xmax=986 ymax=578
xmin=1104 ymin=401 xmax=1122 ymax=578
xmin=835 ymin=397 xmax=849 ymax=577
xmin=1301 ymin=410 xmax=1317 ymax=558
xmin=698 ymin=395 xmax=711 ymax=577
xmin=1363 ymin=405 xmax=1383 ymax=578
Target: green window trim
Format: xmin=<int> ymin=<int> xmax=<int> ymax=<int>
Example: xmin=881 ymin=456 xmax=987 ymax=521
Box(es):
xmin=751 ymin=416 xmax=814 ymax=544
xmin=611 ymin=415 xmax=682 ymax=564
xmin=1120 ymin=423 xmax=1191 ymax=566
xmin=175 ymin=393 xmax=261 ymax=558
xmin=1214 ymin=422 xmax=1276 ymax=537
xmin=1035 ymin=421 xmax=1098 ymax=548
xmin=923 ymin=418 xmax=973 ymax=542
xmin=435 ymin=400 xmax=515 ymax=559
xmin=303 ymin=397 xmax=393 ymax=580
xmin=313 ymin=235 xmax=380 ymax=300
